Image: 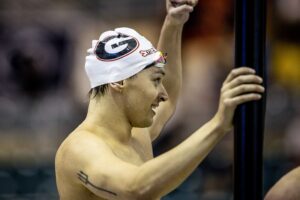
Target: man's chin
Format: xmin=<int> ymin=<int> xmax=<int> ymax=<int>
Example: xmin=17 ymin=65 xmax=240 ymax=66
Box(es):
xmin=133 ymin=118 xmax=153 ymax=128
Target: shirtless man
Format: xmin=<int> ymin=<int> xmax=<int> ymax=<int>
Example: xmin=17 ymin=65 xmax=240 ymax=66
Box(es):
xmin=264 ymin=166 xmax=300 ymax=200
xmin=55 ymin=0 xmax=265 ymax=199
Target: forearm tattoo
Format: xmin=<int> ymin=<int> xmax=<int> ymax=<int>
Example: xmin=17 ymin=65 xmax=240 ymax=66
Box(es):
xmin=77 ymin=170 xmax=117 ymax=196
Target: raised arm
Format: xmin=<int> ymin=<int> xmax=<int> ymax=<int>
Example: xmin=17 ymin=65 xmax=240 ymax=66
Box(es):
xmin=148 ymin=0 xmax=198 ymax=140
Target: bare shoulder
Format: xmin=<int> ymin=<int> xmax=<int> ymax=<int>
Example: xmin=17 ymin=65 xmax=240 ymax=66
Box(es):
xmin=55 ymin=129 xmax=118 ymax=199
xmin=272 ymin=166 xmax=300 ymax=186
xmin=55 ymin=129 xmax=112 ymax=180
xmin=288 ymin=166 xmax=300 ymax=177
xmin=265 ymin=166 xmax=300 ymax=200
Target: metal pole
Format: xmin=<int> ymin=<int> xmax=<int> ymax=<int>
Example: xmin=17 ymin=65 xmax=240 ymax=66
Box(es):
xmin=234 ymin=0 xmax=267 ymax=199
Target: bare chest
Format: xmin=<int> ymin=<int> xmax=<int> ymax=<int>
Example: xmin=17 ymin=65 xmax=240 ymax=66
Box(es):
xmin=108 ymin=140 xmax=153 ymax=166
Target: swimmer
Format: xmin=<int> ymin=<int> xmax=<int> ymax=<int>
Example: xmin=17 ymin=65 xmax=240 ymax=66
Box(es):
xmin=55 ymin=0 xmax=265 ymax=199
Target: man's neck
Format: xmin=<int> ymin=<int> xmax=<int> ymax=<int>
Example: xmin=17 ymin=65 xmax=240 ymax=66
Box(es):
xmin=84 ymin=95 xmax=133 ymax=143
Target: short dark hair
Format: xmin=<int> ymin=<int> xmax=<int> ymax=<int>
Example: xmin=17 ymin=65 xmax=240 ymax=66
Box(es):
xmin=88 ymin=84 xmax=109 ymax=98
xmin=88 ymin=74 xmax=138 ymax=99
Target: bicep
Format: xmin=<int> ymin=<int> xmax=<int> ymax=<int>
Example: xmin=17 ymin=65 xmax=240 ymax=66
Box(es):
xmin=79 ymin=159 xmax=138 ymax=200
xmin=71 ymin=142 xmax=139 ymax=200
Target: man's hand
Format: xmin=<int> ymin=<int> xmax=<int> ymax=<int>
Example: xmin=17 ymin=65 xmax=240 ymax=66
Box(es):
xmin=166 ymin=0 xmax=198 ymax=25
xmin=213 ymin=67 xmax=265 ymax=133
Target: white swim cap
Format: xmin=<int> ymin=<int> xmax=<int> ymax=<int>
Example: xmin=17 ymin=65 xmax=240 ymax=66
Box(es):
xmin=85 ymin=27 xmax=166 ymax=88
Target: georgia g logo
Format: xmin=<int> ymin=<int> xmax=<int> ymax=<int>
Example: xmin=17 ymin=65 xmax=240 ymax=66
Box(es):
xmin=94 ymin=33 xmax=139 ymax=61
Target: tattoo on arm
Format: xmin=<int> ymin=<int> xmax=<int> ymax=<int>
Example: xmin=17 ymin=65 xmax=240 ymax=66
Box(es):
xmin=77 ymin=170 xmax=117 ymax=196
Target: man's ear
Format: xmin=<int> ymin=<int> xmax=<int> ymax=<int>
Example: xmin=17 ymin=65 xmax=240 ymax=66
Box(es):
xmin=109 ymin=81 xmax=124 ymax=92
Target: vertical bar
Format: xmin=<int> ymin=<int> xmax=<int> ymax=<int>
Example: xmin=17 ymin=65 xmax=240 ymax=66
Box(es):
xmin=234 ymin=0 xmax=267 ymax=200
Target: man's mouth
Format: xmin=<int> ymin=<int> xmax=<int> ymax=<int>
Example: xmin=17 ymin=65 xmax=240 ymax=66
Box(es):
xmin=151 ymin=103 xmax=159 ymax=113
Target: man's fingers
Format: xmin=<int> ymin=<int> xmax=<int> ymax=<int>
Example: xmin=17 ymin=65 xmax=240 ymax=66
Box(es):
xmin=223 ymin=67 xmax=256 ymax=84
xmin=224 ymin=93 xmax=262 ymax=108
xmin=223 ymin=84 xmax=265 ymax=98
xmin=222 ymin=74 xmax=263 ymax=92
xmin=170 ymin=0 xmax=198 ymax=7
xmin=169 ymin=4 xmax=193 ymax=14
xmin=167 ymin=0 xmax=197 ymax=24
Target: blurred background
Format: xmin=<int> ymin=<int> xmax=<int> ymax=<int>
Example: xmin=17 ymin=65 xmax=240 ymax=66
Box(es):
xmin=0 ymin=0 xmax=299 ymax=199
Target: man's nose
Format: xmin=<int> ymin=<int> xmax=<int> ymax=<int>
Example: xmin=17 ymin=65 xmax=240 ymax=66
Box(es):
xmin=159 ymin=86 xmax=169 ymax=102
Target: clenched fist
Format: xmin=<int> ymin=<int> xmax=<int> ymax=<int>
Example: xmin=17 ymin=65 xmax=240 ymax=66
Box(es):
xmin=166 ymin=0 xmax=198 ymax=25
